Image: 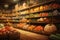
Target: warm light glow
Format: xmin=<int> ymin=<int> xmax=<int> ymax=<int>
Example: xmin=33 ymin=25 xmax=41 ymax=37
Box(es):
xmin=13 ymin=0 xmax=17 ymax=1
xmin=13 ymin=0 xmax=19 ymax=2
xmin=4 ymin=4 xmax=9 ymax=8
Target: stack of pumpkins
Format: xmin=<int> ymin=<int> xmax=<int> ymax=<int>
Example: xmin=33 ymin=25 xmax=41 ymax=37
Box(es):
xmin=33 ymin=25 xmax=44 ymax=33
xmin=37 ymin=17 xmax=50 ymax=23
xmin=0 ymin=24 xmax=20 ymax=40
xmin=19 ymin=18 xmax=30 ymax=22
xmin=17 ymin=23 xmax=57 ymax=35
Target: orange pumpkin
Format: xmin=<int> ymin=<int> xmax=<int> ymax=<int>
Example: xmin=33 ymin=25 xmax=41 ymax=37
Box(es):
xmin=44 ymin=5 xmax=49 ymax=10
xmin=23 ymin=25 xmax=29 ymax=30
xmin=40 ymin=6 xmax=44 ymax=11
xmin=39 ymin=13 xmax=42 ymax=17
xmin=42 ymin=13 xmax=45 ymax=17
xmin=27 ymin=25 xmax=35 ymax=31
xmin=34 ymin=7 xmax=40 ymax=12
xmin=17 ymin=23 xmax=26 ymax=28
xmin=1 ymin=28 xmax=7 ymax=32
xmin=45 ymin=13 xmax=48 ymax=16
xmin=30 ymin=9 xmax=34 ymax=13
xmin=20 ymin=18 xmax=28 ymax=22
xmin=34 ymin=26 xmax=43 ymax=32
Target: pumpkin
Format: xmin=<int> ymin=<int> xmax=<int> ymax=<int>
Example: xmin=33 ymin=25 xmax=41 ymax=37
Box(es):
xmin=20 ymin=18 xmax=28 ymax=22
xmin=39 ymin=13 xmax=42 ymax=17
xmin=34 ymin=26 xmax=43 ymax=32
xmin=23 ymin=24 xmax=29 ymax=30
xmin=45 ymin=13 xmax=48 ymax=16
xmin=30 ymin=9 xmax=34 ymax=13
xmin=0 ymin=24 xmax=4 ymax=28
xmin=37 ymin=18 xmax=44 ymax=22
xmin=27 ymin=25 xmax=35 ymax=31
xmin=1 ymin=28 xmax=7 ymax=32
xmin=42 ymin=13 xmax=46 ymax=17
xmin=42 ymin=13 xmax=48 ymax=17
xmin=44 ymin=24 xmax=57 ymax=34
xmin=40 ymin=6 xmax=44 ymax=11
xmin=17 ymin=23 xmax=26 ymax=28
xmin=34 ymin=7 xmax=39 ymax=12
xmin=5 ymin=25 xmax=14 ymax=31
xmin=44 ymin=5 xmax=49 ymax=10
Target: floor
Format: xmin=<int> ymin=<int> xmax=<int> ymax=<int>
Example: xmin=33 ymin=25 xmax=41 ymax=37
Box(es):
xmin=15 ymin=28 xmax=49 ymax=40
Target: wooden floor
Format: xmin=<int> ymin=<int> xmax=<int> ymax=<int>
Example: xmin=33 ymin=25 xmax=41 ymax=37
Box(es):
xmin=15 ymin=28 xmax=49 ymax=40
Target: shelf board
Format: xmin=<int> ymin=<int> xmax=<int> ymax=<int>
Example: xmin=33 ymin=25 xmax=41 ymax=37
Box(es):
xmin=0 ymin=22 xmax=20 ymax=23
xmin=0 ymin=15 xmax=59 ymax=20
xmin=25 ymin=15 xmax=60 ymax=19
xmin=19 ymin=22 xmax=60 ymax=24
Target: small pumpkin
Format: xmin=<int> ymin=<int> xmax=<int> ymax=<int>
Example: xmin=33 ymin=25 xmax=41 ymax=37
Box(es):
xmin=34 ymin=26 xmax=43 ymax=32
xmin=27 ymin=25 xmax=35 ymax=31
xmin=23 ymin=25 xmax=29 ymax=30
xmin=37 ymin=18 xmax=44 ymax=22
xmin=40 ymin=6 xmax=44 ymax=11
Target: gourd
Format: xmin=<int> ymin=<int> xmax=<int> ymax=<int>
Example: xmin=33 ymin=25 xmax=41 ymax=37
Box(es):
xmin=28 ymin=25 xmax=35 ymax=31
xmin=34 ymin=26 xmax=43 ymax=32
xmin=40 ymin=6 xmax=44 ymax=11
xmin=23 ymin=24 xmax=29 ymax=30
xmin=44 ymin=24 xmax=57 ymax=34
xmin=0 ymin=24 xmax=4 ymax=29
xmin=37 ymin=18 xmax=44 ymax=22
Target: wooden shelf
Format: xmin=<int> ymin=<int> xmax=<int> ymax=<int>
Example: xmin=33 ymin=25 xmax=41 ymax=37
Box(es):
xmin=0 ymin=15 xmax=59 ymax=20
xmin=19 ymin=21 xmax=60 ymax=24
xmin=25 ymin=15 xmax=60 ymax=19
xmin=19 ymin=8 xmax=60 ymax=16
xmin=18 ymin=0 xmax=55 ymax=12
xmin=0 ymin=21 xmax=20 ymax=23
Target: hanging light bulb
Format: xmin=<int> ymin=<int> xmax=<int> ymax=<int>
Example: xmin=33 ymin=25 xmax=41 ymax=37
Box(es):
xmin=4 ymin=4 xmax=9 ymax=8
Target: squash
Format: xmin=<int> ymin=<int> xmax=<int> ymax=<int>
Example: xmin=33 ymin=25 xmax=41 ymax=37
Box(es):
xmin=40 ymin=6 xmax=44 ymax=11
xmin=23 ymin=25 xmax=29 ymax=30
xmin=37 ymin=18 xmax=44 ymax=22
xmin=27 ymin=25 xmax=35 ymax=31
xmin=34 ymin=7 xmax=40 ymax=12
xmin=39 ymin=13 xmax=42 ymax=17
xmin=30 ymin=9 xmax=34 ymax=13
xmin=0 ymin=24 xmax=4 ymax=28
xmin=17 ymin=23 xmax=26 ymax=28
xmin=44 ymin=5 xmax=49 ymax=10
xmin=44 ymin=24 xmax=57 ymax=34
xmin=34 ymin=26 xmax=43 ymax=32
